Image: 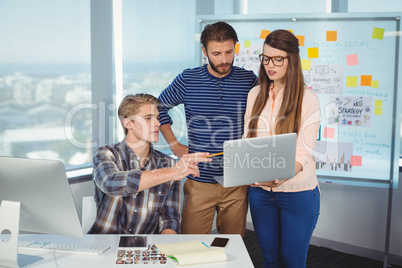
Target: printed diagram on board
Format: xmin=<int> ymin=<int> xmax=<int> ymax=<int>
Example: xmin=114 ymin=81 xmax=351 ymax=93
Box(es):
xmin=313 ymin=141 xmax=354 ymax=172
xmin=303 ymin=65 xmax=344 ymax=95
xmin=233 ymin=43 xmax=261 ymax=74
xmin=327 ymin=96 xmax=372 ymax=127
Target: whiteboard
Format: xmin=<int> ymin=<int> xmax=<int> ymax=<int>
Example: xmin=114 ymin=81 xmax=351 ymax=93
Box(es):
xmin=197 ymin=13 xmax=401 ymax=187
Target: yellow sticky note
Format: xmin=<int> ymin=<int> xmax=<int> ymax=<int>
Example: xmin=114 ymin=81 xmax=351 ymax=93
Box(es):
xmin=326 ymin=31 xmax=337 ymax=41
xmin=301 ymin=59 xmax=311 ymax=70
xmin=361 ymin=75 xmax=372 ymax=86
xmin=371 ymin=80 xmax=379 ymax=88
xmin=260 ymin=30 xmax=270 ymax=39
xmin=375 ymin=100 xmax=383 ymax=107
xmin=287 ymin=29 xmax=293 ymax=33
xmin=235 ymin=43 xmax=240 ymax=54
xmin=308 ymin=47 xmax=319 ymax=58
xmin=372 ymin=27 xmax=385 ymax=40
xmin=375 ymin=108 xmax=382 ymax=115
xmin=295 ymin=35 xmax=305 ymax=46
xmin=346 ymin=76 xmax=358 ymax=87
xmin=244 ymin=40 xmax=251 ymax=48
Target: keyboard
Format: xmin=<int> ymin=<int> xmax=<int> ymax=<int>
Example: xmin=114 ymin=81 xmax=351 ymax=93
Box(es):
xmin=18 ymin=240 xmax=111 ymax=255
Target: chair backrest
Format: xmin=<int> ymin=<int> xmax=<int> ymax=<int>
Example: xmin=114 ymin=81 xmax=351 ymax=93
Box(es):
xmin=81 ymin=196 xmax=96 ymax=234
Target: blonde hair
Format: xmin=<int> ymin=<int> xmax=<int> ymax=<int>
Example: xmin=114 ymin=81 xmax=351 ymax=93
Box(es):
xmin=118 ymin=94 xmax=161 ymax=135
xmin=247 ymin=30 xmax=304 ymax=138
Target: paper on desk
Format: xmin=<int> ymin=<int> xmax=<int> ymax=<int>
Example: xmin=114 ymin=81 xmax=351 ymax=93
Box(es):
xmin=156 ymin=240 xmax=227 ymax=266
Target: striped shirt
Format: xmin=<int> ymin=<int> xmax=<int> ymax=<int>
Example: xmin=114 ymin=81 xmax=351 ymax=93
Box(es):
xmin=89 ymin=139 xmax=180 ymax=234
xmin=159 ymin=65 xmax=258 ymax=183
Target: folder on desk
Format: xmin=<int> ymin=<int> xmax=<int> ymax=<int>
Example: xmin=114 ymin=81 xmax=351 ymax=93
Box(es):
xmin=155 ymin=240 xmax=227 ymax=266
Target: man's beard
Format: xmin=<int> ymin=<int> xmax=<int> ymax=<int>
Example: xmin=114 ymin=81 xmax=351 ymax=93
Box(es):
xmin=207 ymin=56 xmax=234 ymax=75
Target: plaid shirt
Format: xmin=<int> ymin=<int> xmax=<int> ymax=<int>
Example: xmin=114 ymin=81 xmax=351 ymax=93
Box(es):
xmin=88 ymin=139 xmax=180 ymax=234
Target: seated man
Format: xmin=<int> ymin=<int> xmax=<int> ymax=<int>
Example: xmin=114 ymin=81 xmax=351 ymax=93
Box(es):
xmin=89 ymin=93 xmax=210 ymax=234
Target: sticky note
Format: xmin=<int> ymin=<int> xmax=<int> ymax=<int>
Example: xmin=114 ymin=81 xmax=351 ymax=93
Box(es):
xmin=375 ymin=100 xmax=382 ymax=107
xmin=346 ymin=54 xmax=358 ymax=66
xmin=260 ymin=30 xmax=270 ymax=39
xmin=371 ymin=80 xmax=379 ymax=88
xmin=235 ymin=43 xmax=240 ymax=54
xmin=375 ymin=108 xmax=382 ymax=115
xmin=295 ymin=35 xmax=305 ymax=46
xmin=346 ymin=76 xmax=358 ymax=87
xmin=351 ymin=155 xmax=362 ymax=167
xmin=372 ymin=27 xmax=385 ymax=40
xmin=308 ymin=47 xmax=319 ymax=58
xmin=287 ymin=29 xmax=293 ymax=33
xmin=323 ymin=127 xmax=335 ymax=139
xmin=244 ymin=40 xmax=251 ymax=48
xmin=326 ymin=31 xmax=337 ymax=41
xmin=301 ymin=59 xmax=311 ymax=70
xmin=361 ymin=75 xmax=372 ymax=86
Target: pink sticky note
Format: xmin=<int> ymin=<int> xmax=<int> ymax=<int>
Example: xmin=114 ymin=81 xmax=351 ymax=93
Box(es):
xmin=346 ymin=54 xmax=358 ymax=66
xmin=351 ymin=155 xmax=362 ymax=166
xmin=323 ymin=127 xmax=335 ymax=139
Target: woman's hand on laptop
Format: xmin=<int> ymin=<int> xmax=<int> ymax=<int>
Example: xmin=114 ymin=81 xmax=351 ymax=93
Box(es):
xmin=250 ymin=179 xmax=290 ymax=188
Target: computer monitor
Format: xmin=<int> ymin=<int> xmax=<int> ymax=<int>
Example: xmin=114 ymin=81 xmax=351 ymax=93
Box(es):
xmin=0 ymin=156 xmax=83 ymax=268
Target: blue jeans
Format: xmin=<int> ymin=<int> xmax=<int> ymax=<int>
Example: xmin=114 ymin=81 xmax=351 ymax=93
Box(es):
xmin=249 ymin=186 xmax=320 ymax=268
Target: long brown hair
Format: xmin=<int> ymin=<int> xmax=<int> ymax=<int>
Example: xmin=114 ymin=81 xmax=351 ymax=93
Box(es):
xmin=247 ymin=30 xmax=304 ymax=138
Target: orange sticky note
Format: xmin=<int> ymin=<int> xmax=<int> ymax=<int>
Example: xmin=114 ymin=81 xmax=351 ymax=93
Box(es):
xmin=346 ymin=54 xmax=358 ymax=66
xmin=235 ymin=43 xmax=240 ymax=54
xmin=295 ymin=35 xmax=305 ymax=46
xmin=326 ymin=31 xmax=337 ymax=41
xmin=260 ymin=30 xmax=270 ymax=39
xmin=361 ymin=75 xmax=372 ymax=86
xmin=308 ymin=47 xmax=319 ymax=58
xmin=323 ymin=127 xmax=335 ymax=139
xmin=351 ymin=155 xmax=362 ymax=167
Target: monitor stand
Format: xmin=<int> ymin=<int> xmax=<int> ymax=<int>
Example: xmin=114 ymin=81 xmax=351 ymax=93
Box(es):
xmin=0 ymin=201 xmax=43 ymax=268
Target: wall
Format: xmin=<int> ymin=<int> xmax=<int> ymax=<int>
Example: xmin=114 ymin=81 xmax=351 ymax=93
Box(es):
xmin=311 ymin=182 xmax=401 ymax=263
xmin=247 ymin=0 xmax=326 ymax=14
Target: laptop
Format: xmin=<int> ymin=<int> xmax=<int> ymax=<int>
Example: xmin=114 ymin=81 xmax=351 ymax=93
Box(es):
xmin=214 ymin=133 xmax=297 ymax=187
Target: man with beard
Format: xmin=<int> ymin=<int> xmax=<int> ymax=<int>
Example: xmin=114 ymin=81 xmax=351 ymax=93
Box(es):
xmin=158 ymin=21 xmax=258 ymax=236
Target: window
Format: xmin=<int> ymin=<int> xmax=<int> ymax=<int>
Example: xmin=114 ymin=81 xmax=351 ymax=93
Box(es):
xmin=0 ymin=0 xmax=91 ymax=168
xmin=120 ymin=0 xmax=196 ymax=152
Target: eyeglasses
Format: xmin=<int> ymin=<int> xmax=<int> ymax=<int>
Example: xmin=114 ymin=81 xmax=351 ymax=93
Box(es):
xmin=259 ymin=54 xmax=288 ymax=66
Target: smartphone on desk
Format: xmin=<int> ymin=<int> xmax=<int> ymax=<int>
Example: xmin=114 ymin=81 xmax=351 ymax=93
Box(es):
xmin=118 ymin=236 xmax=148 ymax=249
xmin=210 ymin=237 xmax=229 ymax=248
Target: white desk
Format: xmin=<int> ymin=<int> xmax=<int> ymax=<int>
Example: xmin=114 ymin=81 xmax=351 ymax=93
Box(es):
xmin=17 ymin=234 xmax=253 ymax=268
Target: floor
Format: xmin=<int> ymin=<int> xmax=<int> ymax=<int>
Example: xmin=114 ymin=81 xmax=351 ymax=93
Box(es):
xmin=243 ymin=229 xmax=402 ymax=268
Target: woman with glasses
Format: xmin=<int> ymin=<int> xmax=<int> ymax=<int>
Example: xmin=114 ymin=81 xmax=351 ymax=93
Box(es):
xmin=243 ymin=30 xmax=321 ymax=268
